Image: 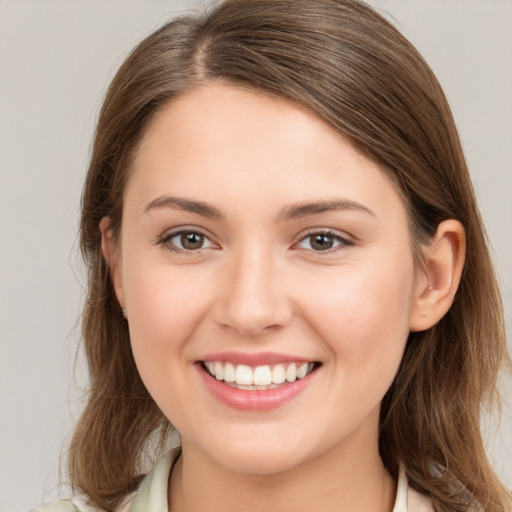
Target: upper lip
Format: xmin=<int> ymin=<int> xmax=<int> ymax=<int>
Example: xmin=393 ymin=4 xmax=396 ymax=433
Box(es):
xmin=199 ymin=351 xmax=317 ymax=366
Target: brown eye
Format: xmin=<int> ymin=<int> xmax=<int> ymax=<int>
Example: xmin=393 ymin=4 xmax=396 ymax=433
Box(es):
xmin=161 ymin=230 xmax=216 ymax=252
xmin=180 ymin=232 xmax=204 ymax=250
xmin=310 ymin=234 xmax=334 ymax=250
xmin=296 ymin=231 xmax=350 ymax=252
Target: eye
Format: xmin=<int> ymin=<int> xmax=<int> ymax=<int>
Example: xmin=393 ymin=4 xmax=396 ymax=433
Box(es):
xmin=296 ymin=231 xmax=351 ymax=251
xmin=160 ymin=230 xmax=216 ymax=252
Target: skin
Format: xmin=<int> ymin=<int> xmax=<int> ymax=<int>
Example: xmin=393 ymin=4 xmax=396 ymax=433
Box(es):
xmin=101 ymin=83 xmax=465 ymax=512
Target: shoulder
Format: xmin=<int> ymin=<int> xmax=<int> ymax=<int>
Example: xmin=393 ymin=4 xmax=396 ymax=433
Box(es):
xmin=31 ymin=498 xmax=104 ymax=512
xmin=31 ymin=502 xmax=78 ymax=512
xmin=30 ymin=447 xmax=181 ymax=512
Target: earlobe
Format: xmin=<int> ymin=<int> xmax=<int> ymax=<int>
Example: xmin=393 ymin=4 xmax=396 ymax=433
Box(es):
xmin=99 ymin=217 xmax=126 ymax=310
xmin=409 ymin=220 xmax=466 ymax=332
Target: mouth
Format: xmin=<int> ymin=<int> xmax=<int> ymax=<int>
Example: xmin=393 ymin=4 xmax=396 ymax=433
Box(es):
xmin=201 ymin=360 xmax=319 ymax=390
xmin=196 ymin=352 xmax=322 ymax=410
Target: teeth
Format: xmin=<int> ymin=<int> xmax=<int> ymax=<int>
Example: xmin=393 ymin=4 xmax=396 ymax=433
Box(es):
xmin=224 ymin=362 xmax=235 ymax=382
xmin=297 ymin=362 xmax=308 ymax=379
xmin=235 ymin=364 xmax=253 ymax=385
xmin=214 ymin=361 xmax=224 ymax=381
xmin=286 ymin=363 xmax=297 ymax=382
xmin=272 ymin=364 xmax=286 ymax=384
xmin=204 ymin=361 xmax=316 ymax=386
xmin=253 ymin=365 xmax=272 ymax=385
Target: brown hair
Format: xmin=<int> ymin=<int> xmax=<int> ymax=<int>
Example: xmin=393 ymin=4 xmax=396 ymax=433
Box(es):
xmin=71 ymin=1 xmax=511 ymax=510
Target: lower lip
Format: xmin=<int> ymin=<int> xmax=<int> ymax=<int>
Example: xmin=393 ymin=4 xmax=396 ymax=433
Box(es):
xmin=197 ymin=364 xmax=317 ymax=411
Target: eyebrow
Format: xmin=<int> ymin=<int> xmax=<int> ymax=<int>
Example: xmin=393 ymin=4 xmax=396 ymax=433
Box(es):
xmin=143 ymin=196 xmax=225 ymax=219
xmin=278 ymin=199 xmax=376 ymax=219
xmin=143 ymin=196 xmax=375 ymax=220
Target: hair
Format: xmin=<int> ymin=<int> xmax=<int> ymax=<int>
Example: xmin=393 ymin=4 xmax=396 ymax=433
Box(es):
xmin=71 ymin=0 xmax=511 ymax=510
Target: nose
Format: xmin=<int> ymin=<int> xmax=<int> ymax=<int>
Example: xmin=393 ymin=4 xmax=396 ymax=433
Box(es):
xmin=213 ymin=247 xmax=293 ymax=337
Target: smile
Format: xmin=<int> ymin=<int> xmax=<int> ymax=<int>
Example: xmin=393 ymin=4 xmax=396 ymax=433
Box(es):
xmin=197 ymin=356 xmax=321 ymax=411
xmin=203 ymin=361 xmax=316 ymax=389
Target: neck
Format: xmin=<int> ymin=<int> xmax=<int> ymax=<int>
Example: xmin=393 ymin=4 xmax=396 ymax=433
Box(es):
xmin=169 ymin=426 xmax=397 ymax=512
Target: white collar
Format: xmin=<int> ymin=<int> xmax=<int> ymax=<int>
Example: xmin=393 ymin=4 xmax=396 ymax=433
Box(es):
xmin=123 ymin=448 xmax=432 ymax=512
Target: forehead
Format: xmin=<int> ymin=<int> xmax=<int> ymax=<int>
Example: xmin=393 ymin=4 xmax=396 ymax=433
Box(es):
xmin=127 ymin=82 xmax=406 ymax=222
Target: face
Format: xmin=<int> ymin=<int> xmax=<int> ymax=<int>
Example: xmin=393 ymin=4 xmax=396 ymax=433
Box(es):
xmin=110 ymin=83 xmax=424 ymax=475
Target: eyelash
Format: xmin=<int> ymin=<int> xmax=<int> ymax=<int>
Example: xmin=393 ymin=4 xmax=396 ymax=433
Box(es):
xmin=294 ymin=229 xmax=354 ymax=254
xmin=158 ymin=228 xmax=215 ymax=255
xmin=157 ymin=228 xmax=354 ymax=255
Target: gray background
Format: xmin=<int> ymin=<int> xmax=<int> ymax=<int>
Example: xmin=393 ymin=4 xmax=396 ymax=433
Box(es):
xmin=0 ymin=1 xmax=510 ymax=511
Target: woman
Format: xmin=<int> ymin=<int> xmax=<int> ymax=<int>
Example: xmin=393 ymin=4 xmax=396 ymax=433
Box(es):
xmin=34 ymin=0 xmax=511 ymax=511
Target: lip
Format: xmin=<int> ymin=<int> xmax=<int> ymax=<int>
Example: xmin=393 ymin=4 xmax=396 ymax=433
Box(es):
xmin=196 ymin=359 xmax=319 ymax=411
xmin=200 ymin=351 xmax=313 ymax=366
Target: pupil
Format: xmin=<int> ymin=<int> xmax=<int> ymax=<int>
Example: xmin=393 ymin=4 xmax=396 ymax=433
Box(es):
xmin=181 ymin=232 xmax=203 ymax=250
xmin=312 ymin=234 xmax=333 ymax=250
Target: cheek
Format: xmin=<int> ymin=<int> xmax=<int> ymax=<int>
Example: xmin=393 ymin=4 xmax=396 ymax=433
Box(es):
xmin=299 ymin=255 xmax=415 ymax=387
xmin=123 ymin=263 xmax=221 ymax=431
xmin=122 ymin=258 xmax=216 ymax=376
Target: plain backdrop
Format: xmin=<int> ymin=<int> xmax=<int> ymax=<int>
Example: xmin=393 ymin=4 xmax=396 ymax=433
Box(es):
xmin=0 ymin=1 xmax=511 ymax=511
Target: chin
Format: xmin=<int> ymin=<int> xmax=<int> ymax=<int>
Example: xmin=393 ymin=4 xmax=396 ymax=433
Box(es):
xmin=218 ymin=450 xmax=304 ymax=476
xmin=194 ymin=432 xmax=311 ymax=476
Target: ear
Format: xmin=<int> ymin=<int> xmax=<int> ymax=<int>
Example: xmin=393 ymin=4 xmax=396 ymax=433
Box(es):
xmin=409 ymin=220 xmax=466 ymax=332
xmin=99 ymin=217 xmax=126 ymax=311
